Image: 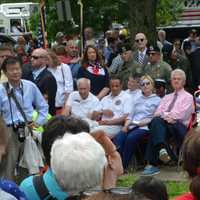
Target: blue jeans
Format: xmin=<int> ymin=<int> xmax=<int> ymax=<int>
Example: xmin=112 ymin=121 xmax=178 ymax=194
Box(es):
xmin=113 ymin=128 xmax=149 ymax=169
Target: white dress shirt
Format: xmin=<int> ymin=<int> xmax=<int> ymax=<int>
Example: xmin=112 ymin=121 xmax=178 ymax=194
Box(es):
xmin=48 ymin=63 xmax=73 ymax=107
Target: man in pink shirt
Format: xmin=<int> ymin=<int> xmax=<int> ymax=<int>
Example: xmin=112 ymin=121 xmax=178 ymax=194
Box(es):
xmin=142 ymin=69 xmax=194 ymax=176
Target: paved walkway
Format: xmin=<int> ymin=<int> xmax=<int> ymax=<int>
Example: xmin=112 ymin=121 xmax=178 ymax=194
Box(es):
xmin=132 ymin=166 xmax=187 ymax=181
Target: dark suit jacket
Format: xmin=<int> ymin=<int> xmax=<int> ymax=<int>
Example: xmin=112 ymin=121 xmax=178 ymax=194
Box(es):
xmin=22 ymin=63 xmax=57 ymax=115
xmin=189 ymin=47 xmax=200 ymax=88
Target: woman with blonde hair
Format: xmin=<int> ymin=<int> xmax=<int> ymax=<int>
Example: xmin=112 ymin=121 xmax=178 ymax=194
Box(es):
xmin=113 ymin=75 xmax=161 ymax=170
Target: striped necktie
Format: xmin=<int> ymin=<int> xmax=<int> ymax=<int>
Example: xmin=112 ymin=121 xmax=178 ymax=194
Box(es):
xmin=138 ymin=52 xmax=144 ymax=65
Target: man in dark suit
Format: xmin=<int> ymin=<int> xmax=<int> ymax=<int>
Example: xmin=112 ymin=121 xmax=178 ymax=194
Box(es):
xmin=22 ymin=48 xmax=57 ymax=115
xmin=189 ymin=36 xmax=200 ymax=90
xmin=133 ymin=33 xmax=149 ymax=67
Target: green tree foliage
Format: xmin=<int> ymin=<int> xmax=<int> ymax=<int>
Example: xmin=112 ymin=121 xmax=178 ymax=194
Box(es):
xmin=156 ymin=0 xmax=183 ymax=26
xmin=0 ymin=0 xmax=183 ymax=41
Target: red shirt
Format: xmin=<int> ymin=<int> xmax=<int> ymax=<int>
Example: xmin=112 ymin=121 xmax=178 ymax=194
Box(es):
xmin=175 ymin=193 xmax=197 ymax=200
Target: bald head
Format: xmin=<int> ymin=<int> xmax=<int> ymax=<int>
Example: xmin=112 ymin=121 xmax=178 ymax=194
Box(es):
xmin=77 ymin=78 xmax=91 ymax=99
xmin=135 ymin=33 xmax=148 ymax=51
xmin=31 ymin=48 xmax=49 ymax=68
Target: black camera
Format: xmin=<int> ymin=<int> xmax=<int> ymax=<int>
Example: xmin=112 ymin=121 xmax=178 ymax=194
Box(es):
xmin=13 ymin=123 xmax=26 ymax=142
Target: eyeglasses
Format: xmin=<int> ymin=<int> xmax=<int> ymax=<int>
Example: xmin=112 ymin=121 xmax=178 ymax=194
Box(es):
xmin=135 ymin=38 xmax=145 ymax=43
xmin=69 ymin=46 xmax=79 ymax=50
xmin=83 ymin=187 xmax=132 ymax=196
xmin=140 ymin=81 xmax=151 ymax=87
xmin=148 ymin=52 xmax=156 ymax=55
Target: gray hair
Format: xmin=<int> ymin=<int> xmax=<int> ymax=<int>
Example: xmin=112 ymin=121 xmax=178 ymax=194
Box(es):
xmin=77 ymin=78 xmax=91 ymax=87
xmin=50 ymin=132 xmax=107 ymax=195
xmin=171 ymin=69 xmax=186 ymax=81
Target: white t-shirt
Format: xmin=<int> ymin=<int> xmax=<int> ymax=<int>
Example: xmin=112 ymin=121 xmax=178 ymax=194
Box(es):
xmin=48 ymin=63 xmax=73 ymax=107
xmin=100 ymin=91 xmax=132 ymax=120
xmin=67 ymin=91 xmax=101 ymax=118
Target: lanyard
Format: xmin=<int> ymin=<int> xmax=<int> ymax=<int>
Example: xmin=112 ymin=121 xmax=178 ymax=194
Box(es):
xmin=60 ymin=64 xmax=66 ymax=89
xmin=6 ymin=82 xmax=24 ymax=124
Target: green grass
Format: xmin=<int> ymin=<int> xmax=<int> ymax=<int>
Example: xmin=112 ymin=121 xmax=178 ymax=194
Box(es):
xmin=117 ymin=174 xmax=189 ymax=199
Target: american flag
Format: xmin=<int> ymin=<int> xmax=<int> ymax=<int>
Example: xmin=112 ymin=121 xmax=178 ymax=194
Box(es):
xmin=180 ymin=0 xmax=200 ymax=22
xmin=37 ymin=19 xmax=45 ymax=48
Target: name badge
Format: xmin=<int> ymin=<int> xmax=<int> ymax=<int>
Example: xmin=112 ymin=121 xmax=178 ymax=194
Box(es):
xmin=115 ymin=100 xmax=121 ymax=105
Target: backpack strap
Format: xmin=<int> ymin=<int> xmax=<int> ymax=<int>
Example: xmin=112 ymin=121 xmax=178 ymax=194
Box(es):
xmin=33 ymin=175 xmax=57 ymax=200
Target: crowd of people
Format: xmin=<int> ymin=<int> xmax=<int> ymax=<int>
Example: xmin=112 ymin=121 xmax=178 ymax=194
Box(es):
xmin=0 ymin=26 xmax=200 ymax=199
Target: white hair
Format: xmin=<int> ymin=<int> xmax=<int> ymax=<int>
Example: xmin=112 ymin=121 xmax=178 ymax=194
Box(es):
xmin=50 ymin=132 xmax=107 ymax=195
xmin=171 ymin=69 xmax=186 ymax=81
xmin=77 ymin=78 xmax=91 ymax=87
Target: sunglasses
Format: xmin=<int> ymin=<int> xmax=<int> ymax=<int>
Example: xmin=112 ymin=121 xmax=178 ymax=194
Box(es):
xmin=0 ymin=55 xmax=9 ymax=58
xmin=31 ymin=55 xmax=43 ymax=59
xmin=148 ymin=52 xmax=156 ymax=55
xmin=135 ymin=38 xmax=145 ymax=43
xmin=141 ymin=81 xmax=151 ymax=87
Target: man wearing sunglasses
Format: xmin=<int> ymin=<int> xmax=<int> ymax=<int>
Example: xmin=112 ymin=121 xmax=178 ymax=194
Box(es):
xmin=144 ymin=45 xmax=172 ymax=88
xmin=22 ymin=48 xmax=57 ymax=115
xmin=133 ymin=33 xmax=149 ymax=67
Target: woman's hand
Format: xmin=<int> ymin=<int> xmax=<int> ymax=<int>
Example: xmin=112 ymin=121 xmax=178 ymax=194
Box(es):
xmin=122 ymin=125 xmax=129 ymax=133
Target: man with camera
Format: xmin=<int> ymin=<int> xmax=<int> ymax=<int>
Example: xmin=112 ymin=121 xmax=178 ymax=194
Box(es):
xmin=0 ymin=56 xmax=48 ymax=180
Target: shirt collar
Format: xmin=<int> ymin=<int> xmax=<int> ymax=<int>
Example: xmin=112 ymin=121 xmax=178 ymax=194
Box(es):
xmin=138 ymin=47 xmax=147 ymax=55
xmin=32 ymin=66 xmax=46 ymax=80
xmin=8 ymin=81 xmax=22 ymax=91
xmin=110 ymin=91 xmax=123 ymax=98
xmin=174 ymin=88 xmax=184 ymax=95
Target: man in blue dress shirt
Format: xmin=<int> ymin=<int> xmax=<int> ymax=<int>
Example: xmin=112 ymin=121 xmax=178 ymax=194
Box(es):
xmin=0 ymin=56 xmax=48 ymax=180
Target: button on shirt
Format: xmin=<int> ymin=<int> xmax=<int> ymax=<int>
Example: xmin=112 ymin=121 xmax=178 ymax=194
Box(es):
xmin=0 ymin=79 xmax=48 ymax=125
xmin=155 ymin=88 xmax=194 ymax=126
xmin=67 ymin=91 xmax=101 ymax=118
xmin=101 ymin=91 xmax=132 ymax=120
xmin=127 ymin=94 xmax=161 ymax=129
xmin=48 ymin=63 xmax=73 ymax=107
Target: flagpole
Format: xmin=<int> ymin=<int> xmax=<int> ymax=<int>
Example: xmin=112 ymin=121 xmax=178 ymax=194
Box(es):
xmin=39 ymin=0 xmax=47 ymax=48
xmin=77 ymin=0 xmax=83 ymax=56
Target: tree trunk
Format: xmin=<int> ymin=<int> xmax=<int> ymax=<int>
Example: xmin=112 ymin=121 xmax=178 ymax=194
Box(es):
xmin=128 ymin=0 xmax=157 ymax=45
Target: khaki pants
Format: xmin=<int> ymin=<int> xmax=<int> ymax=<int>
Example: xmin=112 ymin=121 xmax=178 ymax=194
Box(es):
xmin=0 ymin=127 xmax=22 ymax=180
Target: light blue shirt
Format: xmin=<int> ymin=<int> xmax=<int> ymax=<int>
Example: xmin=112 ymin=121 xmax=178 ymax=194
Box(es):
xmin=32 ymin=67 xmax=46 ymax=80
xmin=20 ymin=168 xmax=68 ymax=200
xmin=0 ymin=79 xmax=48 ymax=125
xmin=128 ymin=93 xmax=161 ymax=129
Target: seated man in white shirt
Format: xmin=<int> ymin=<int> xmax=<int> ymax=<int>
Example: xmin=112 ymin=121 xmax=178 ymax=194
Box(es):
xmin=63 ymin=78 xmax=101 ymax=129
xmin=92 ymin=76 xmax=132 ymax=138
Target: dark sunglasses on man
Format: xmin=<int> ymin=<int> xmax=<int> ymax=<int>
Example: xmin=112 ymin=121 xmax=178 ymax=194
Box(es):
xmin=135 ymin=38 xmax=145 ymax=43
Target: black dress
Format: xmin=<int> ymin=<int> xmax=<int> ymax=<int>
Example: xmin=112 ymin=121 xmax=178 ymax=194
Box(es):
xmin=77 ymin=63 xmax=109 ymax=95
